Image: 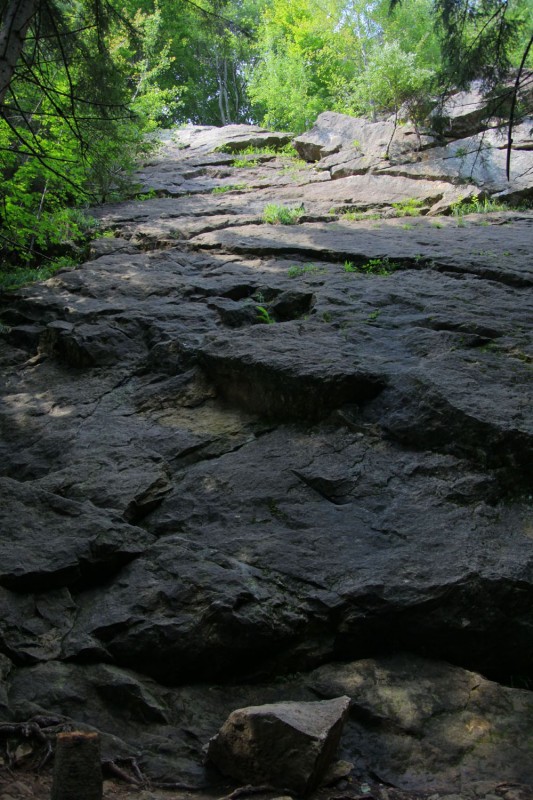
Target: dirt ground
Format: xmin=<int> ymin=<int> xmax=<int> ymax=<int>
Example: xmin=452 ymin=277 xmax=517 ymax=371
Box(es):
xmin=3 ymin=766 xmax=533 ymax=800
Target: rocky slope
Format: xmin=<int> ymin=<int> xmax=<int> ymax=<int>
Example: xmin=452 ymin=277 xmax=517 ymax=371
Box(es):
xmin=0 ymin=110 xmax=532 ymax=800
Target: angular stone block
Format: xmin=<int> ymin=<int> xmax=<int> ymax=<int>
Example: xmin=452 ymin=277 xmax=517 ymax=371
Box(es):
xmin=207 ymin=696 xmax=350 ymax=795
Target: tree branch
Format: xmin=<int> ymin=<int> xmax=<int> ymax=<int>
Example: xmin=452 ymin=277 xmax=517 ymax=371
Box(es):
xmin=506 ymin=33 xmax=533 ymax=180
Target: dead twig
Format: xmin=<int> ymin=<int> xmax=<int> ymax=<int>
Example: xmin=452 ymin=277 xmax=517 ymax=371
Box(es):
xmin=150 ymin=781 xmax=210 ymax=791
xmin=102 ymin=759 xmax=142 ymax=786
xmin=219 ymin=785 xmax=284 ymax=800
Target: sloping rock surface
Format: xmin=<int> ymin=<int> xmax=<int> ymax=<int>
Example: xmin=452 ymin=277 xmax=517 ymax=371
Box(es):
xmin=0 ymin=119 xmax=532 ymax=796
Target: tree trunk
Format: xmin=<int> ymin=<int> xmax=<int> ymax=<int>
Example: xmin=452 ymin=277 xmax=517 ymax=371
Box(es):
xmin=0 ymin=0 xmax=40 ymax=107
xmin=216 ymin=54 xmax=227 ymax=126
xmin=51 ymin=731 xmax=103 ymax=800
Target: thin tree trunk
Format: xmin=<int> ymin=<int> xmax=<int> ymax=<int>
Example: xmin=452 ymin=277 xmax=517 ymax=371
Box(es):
xmin=27 ymin=179 xmax=48 ymax=259
xmin=216 ymin=55 xmax=227 ymax=125
xmin=223 ymin=57 xmax=231 ymax=123
xmin=506 ymin=32 xmax=533 ymax=180
xmin=0 ymin=0 xmax=40 ymax=107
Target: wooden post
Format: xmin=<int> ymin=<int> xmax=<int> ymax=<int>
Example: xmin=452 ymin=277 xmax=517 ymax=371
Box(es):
xmin=51 ymin=731 xmax=103 ymax=800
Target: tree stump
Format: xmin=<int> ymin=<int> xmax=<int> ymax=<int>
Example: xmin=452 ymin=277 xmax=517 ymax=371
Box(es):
xmin=51 ymin=731 xmax=103 ymax=800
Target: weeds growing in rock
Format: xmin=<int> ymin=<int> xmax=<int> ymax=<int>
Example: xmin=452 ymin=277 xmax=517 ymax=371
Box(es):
xmin=451 ymin=196 xmax=508 ymax=216
xmin=216 ymin=143 xmax=296 ymax=157
xmin=233 ymin=157 xmax=259 ymax=168
xmin=343 ymin=257 xmax=399 ymax=276
xmin=262 ymin=204 xmax=303 ymax=225
xmin=287 ymin=263 xmax=323 ymax=277
xmin=256 ymin=305 xmax=275 ymax=324
xmin=280 ymin=159 xmax=307 ymax=173
xmin=392 ymin=198 xmax=425 ymax=217
xmin=341 ymin=210 xmax=382 ymax=222
xmin=212 ymin=184 xmax=247 ymax=194
xmin=136 ymin=189 xmax=157 ymax=200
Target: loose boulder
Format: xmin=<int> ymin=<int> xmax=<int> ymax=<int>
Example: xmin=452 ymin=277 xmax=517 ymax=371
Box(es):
xmin=207 ymin=696 xmax=351 ymax=795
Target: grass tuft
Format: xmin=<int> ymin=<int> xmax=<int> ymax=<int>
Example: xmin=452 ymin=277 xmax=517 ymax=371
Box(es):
xmin=262 ymin=204 xmax=303 ymax=225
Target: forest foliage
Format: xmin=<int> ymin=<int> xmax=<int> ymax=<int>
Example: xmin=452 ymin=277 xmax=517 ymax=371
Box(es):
xmin=0 ymin=0 xmax=532 ymax=273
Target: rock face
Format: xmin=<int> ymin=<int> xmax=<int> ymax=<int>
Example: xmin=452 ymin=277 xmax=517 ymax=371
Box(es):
xmin=0 ymin=109 xmax=532 ymax=796
xmin=293 ymin=108 xmax=533 ymax=206
xmin=309 ymin=655 xmax=533 ymax=791
xmin=207 ymin=697 xmax=350 ymax=794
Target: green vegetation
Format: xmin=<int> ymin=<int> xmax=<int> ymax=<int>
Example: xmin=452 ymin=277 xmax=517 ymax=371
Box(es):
xmin=341 ymin=210 xmax=382 ymax=222
xmin=361 ymin=257 xmax=400 ymax=274
xmin=229 ymin=145 xmax=304 ymax=169
xmin=0 ymin=0 xmax=531 ymax=281
xmin=0 ymin=0 xmax=178 ymax=270
xmin=451 ymin=197 xmax=510 ymax=216
xmin=262 ymin=204 xmax=304 ymax=224
xmin=0 ymin=256 xmax=79 ymax=292
xmin=392 ymin=198 xmax=426 ymax=217
xmin=280 ymin=160 xmax=307 ymax=176
xmin=137 ymin=190 xmax=158 ymax=201
xmin=287 ymin=263 xmax=323 ymax=277
xmin=212 ymin=184 xmax=248 ymax=194
xmin=256 ymin=305 xmax=275 ymax=324
xmin=234 ymin=158 xmax=259 ymax=168
xmin=216 ymin=143 xmax=296 ymax=156
xmin=343 ymin=257 xmax=400 ymax=275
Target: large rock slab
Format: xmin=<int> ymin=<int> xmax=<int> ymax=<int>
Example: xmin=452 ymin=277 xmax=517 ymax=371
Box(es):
xmin=430 ymin=79 xmax=533 ymax=138
xmin=207 ymin=697 xmax=350 ymax=794
xmin=294 ymin=105 xmax=533 ymax=204
xmin=293 ymin=111 xmax=434 ymax=163
xmin=134 ymin=125 xmax=295 ymax=195
xmin=382 ymin=121 xmax=533 ymax=201
xmin=1 ymin=214 xmax=532 ymax=686
xmin=190 ymin=215 xmax=533 ymax=285
xmin=0 ymin=477 xmax=153 ymax=591
xmin=171 ymin=124 xmax=295 ymax=153
xmin=1 ymin=120 xmax=532 ymax=796
xmin=308 ymin=655 xmax=533 ymax=791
